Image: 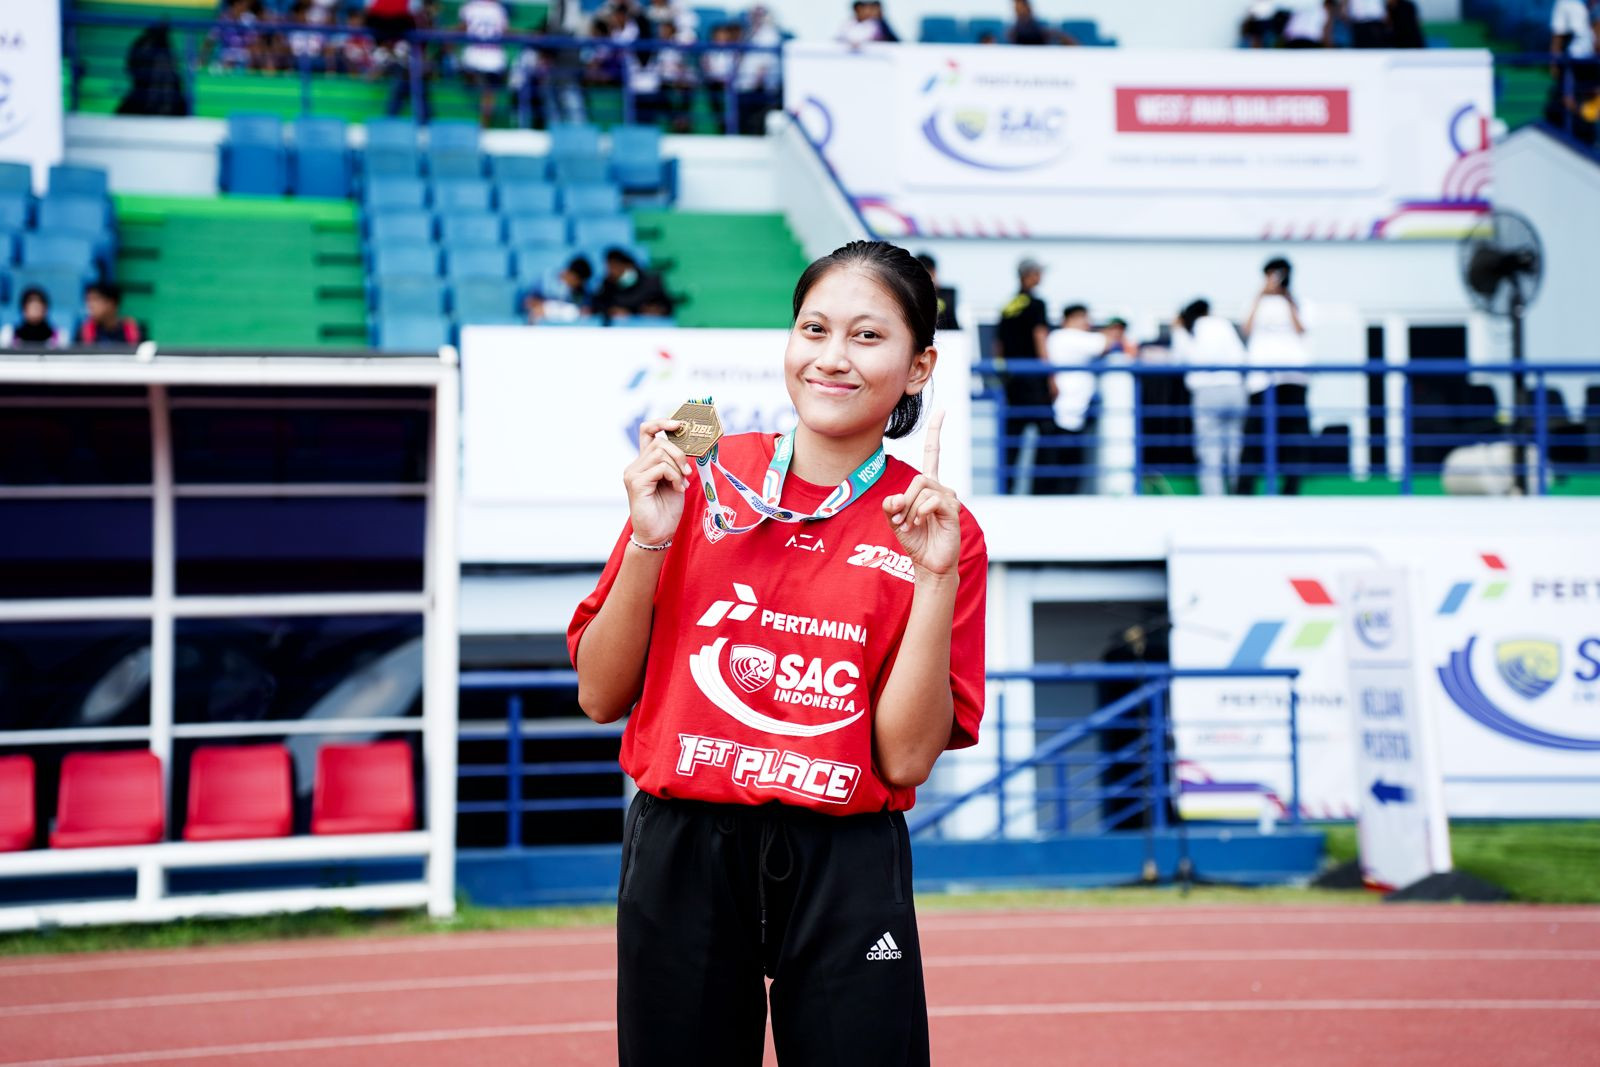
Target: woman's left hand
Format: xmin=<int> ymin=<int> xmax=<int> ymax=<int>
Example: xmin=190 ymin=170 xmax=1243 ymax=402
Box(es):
xmin=882 ymin=410 xmax=962 ymax=579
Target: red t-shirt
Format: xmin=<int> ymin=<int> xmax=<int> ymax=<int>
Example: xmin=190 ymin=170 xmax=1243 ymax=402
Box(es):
xmin=568 ymin=431 xmax=987 ymax=815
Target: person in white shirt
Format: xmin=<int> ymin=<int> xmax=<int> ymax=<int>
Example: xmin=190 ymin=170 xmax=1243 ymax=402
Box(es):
xmin=1045 ymin=304 xmax=1115 ymax=494
xmin=1344 ymin=0 xmax=1388 ymax=47
xmin=458 ymin=0 xmax=509 ymax=126
xmin=837 ymin=1 xmax=887 ymax=47
xmin=1282 ymin=0 xmax=1335 ymax=47
xmin=1552 ymin=0 xmax=1597 ymax=59
xmin=1172 ymin=299 xmax=1248 ymax=496
xmin=1549 ymin=0 xmax=1599 ymax=139
xmin=1239 ymin=257 xmax=1313 ymax=495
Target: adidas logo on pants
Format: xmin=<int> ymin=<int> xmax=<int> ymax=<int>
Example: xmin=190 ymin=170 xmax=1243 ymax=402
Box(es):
xmin=866 ymin=931 xmax=903 ymax=960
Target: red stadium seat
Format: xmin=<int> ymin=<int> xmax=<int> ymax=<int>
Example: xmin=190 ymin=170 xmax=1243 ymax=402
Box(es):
xmin=0 ymin=755 xmax=35 ymax=852
xmin=50 ymin=751 xmax=164 ymax=848
xmin=312 ymin=740 xmax=415 ymax=835
xmin=184 ymin=745 xmax=293 ymax=841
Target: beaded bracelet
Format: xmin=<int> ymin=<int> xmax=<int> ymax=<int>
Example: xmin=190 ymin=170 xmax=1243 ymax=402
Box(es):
xmin=629 ymin=533 xmax=673 ymax=552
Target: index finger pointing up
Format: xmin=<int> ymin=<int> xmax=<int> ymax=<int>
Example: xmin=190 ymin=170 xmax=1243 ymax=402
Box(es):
xmin=923 ymin=408 xmax=945 ymax=481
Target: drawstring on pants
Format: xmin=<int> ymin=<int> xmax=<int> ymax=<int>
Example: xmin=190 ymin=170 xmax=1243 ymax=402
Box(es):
xmin=756 ymin=817 xmax=794 ymax=946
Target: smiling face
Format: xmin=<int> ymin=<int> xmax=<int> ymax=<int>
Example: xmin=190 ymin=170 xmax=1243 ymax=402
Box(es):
xmin=784 ymin=267 xmax=935 ymax=452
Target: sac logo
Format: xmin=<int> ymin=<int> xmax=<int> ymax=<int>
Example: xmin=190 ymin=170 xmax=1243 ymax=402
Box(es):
xmin=688 ymin=638 xmax=864 ymax=738
xmin=1495 ymin=639 xmax=1560 ymax=700
xmin=1438 ymin=634 xmax=1600 ymax=752
xmin=729 ymin=644 xmax=776 ymax=694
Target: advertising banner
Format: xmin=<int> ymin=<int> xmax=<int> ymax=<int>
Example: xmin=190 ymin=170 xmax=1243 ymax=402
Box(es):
xmin=786 ymin=43 xmax=1492 ymax=240
xmin=1340 ymin=568 xmax=1451 ymax=890
xmin=460 ymin=325 xmax=974 ymax=508
xmin=1170 ymin=539 xmax=1600 ymax=819
xmin=0 ymin=1 xmax=64 ymax=191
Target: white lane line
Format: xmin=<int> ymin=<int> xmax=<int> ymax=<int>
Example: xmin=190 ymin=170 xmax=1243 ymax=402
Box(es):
xmin=0 ymin=968 xmax=614 ymax=1019
xmin=0 ymin=929 xmax=615 ymax=979
xmin=928 ymin=998 xmax=1600 ymax=1019
xmin=926 ymin=948 xmax=1600 ymax=967
xmin=919 ymin=910 xmax=1600 ymax=932
xmin=0 ymin=1021 xmax=618 ymax=1067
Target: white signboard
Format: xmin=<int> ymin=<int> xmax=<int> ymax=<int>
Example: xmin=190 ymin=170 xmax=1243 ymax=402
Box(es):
xmin=1171 ymin=538 xmax=1600 ymax=819
xmin=1340 ymin=568 xmax=1451 ymax=891
xmin=0 ymin=1 xmax=64 ymax=191
xmin=786 ymin=43 xmax=1492 ymax=240
xmin=460 ymin=325 xmax=974 ymax=531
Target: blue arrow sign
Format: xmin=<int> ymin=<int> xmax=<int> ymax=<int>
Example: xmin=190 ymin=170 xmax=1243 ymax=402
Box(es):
xmin=1371 ymin=779 xmax=1411 ymax=805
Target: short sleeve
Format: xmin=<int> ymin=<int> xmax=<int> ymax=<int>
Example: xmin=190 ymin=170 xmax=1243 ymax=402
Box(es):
xmin=1023 ymin=297 xmax=1048 ymax=335
xmin=565 ymin=521 xmax=633 ymax=668
xmin=946 ymin=506 xmax=989 ymax=750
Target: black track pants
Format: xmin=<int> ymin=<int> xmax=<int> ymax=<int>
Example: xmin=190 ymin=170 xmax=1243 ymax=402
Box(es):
xmin=616 ymin=793 xmax=930 ymax=1067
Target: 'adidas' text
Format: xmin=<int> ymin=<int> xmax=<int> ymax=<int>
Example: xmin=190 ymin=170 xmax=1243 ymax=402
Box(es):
xmin=865 ymin=932 xmax=903 ymax=961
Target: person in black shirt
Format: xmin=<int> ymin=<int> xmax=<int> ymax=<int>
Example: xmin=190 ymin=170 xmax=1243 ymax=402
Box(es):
xmin=1386 ymin=0 xmax=1425 ymax=48
xmin=4 ymin=287 xmax=64 ymax=347
xmin=594 ymin=248 xmax=674 ymax=321
xmin=996 ymin=257 xmax=1066 ymax=493
xmin=1009 ymin=0 xmax=1052 ymax=44
xmin=76 ymin=281 xmax=144 ymax=347
xmin=916 ymin=252 xmax=959 ymax=331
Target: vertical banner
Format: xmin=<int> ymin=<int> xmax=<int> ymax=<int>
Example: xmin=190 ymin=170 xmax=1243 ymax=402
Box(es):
xmin=1340 ymin=568 xmax=1451 ymax=891
xmin=0 ymin=0 xmax=65 ymax=191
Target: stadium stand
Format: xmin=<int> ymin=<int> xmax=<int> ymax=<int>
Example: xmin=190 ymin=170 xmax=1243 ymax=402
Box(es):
xmin=183 ymin=744 xmax=294 ymax=842
xmin=635 ymin=209 xmax=807 ymax=328
xmin=0 ymin=755 xmax=34 ymax=853
xmin=917 ymin=14 xmax=1116 ymax=45
xmin=0 ymin=162 xmax=118 ymax=336
xmin=50 ymin=750 xmax=165 ymax=849
xmin=312 ymin=740 xmax=417 ymax=835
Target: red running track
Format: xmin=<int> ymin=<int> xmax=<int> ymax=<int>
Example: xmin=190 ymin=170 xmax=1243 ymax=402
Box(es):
xmin=2 ymin=905 xmax=1598 ymax=1066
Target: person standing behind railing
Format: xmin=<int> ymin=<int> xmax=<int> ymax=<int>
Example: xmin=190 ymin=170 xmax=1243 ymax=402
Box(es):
xmin=458 ymin=0 xmax=510 ymax=127
xmin=996 ymin=257 xmax=1062 ymax=494
xmin=1172 ymin=299 xmax=1248 ymax=496
xmin=1238 ymin=257 xmax=1312 ymax=495
xmin=1548 ymin=0 xmax=1600 ymax=144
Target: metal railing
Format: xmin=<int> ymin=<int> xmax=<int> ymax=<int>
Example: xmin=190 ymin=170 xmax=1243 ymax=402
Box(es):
xmin=1489 ymin=52 xmax=1600 ymax=149
xmin=978 ymin=360 xmax=1600 ymax=496
xmin=64 ymin=13 xmax=784 ymax=133
xmin=456 ymin=662 xmax=1301 ymax=847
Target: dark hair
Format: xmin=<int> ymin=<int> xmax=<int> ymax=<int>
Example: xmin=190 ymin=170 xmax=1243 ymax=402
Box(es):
xmin=1263 ymin=256 xmax=1292 ymax=289
xmin=791 ymin=240 xmax=937 ymax=440
xmin=1179 ymin=298 xmax=1209 ymax=334
xmin=915 ymin=252 xmax=936 ymax=273
xmin=566 ymin=255 xmax=593 ymax=282
xmin=1061 ymin=303 xmax=1088 ymax=322
xmin=19 ymin=287 xmax=49 ymax=309
xmin=604 ymin=247 xmax=638 ymax=269
xmin=86 ymin=280 xmax=123 ymax=303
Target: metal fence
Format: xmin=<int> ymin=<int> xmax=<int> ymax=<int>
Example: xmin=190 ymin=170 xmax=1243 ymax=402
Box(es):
xmin=978 ymin=360 xmax=1600 ymax=497
xmin=456 ymin=663 xmax=1301 ymax=848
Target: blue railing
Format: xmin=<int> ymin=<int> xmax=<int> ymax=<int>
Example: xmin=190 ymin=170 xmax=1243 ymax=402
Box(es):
xmin=978 ymin=360 xmax=1600 ymax=496
xmin=457 ymin=662 xmax=1301 ymax=847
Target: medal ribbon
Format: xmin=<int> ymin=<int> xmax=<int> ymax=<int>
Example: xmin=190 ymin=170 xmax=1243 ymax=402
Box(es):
xmin=695 ymin=429 xmax=887 ymax=535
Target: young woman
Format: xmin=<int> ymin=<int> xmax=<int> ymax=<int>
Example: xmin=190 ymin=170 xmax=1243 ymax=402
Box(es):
xmin=568 ymin=240 xmax=987 ymax=1066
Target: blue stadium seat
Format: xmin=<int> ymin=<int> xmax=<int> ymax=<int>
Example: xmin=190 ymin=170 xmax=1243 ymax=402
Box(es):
xmin=548 ymin=122 xmax=602 ymax=161
xmin=513 ymin=245 xmax=572 ymax=283
xmin=453 ymin=279 xmax=521 ymax=323
xmin=693 ymin=7 xmax=728 ymax=35
xmin=428 ymin=121 xmax=480 ymax=154
xmin=373 ymin=273 xmax=447 ymax=314
xmin=920 ymin=16 xmax=964 ymax=43
xmin=573 ymin=214 xmax=634 ymax=249
xmin=488 ymin=155 xmax=548 ymax=185
xmin=364 ymin=177 xmax=428 ymax=212
xmin=563 ymin=183 xmax=622 ymax=217
xmin=428 ymin=151 xmax=485 ymax=181
xmin=433 ymin=180 xmax=493 ymax=214
xmin=967 ymin=16 xmax=1005 ymax=41
xmin=22 ymin=234 xmax=95 ymax=274
xmin=47 ymin=165 xmax=109 ymax=199
xmin=0 ymin=195 xmax=31 ymax=234
xmin=609 ymin=125 xmax=665 ymax=194
xmin=221 ymin=113 xmax=289 ymax=195
xmin=376 ymin=313 xmax=450 ymax=353
xmin=0 ymin=162 xmax=32 ymax=197
xmin=369 ymin=211 xmax=435 ymax=245
xmin=499 ymin=182 xmax=560 ymax=216
xmin=371 ymin=243 xmax=439 ymax=277
xmin=1060 ymin=19 xmax=1106 ymax=45
xmin=292 ymin=117 xmax=352 ymax=198
xmin=438 ymin=212 xmax=503 ymax=247
xmin=366 ymin=118 xmax=420 ymax=151
xmin=506 ymin=215 xmax=568 ymax=246
xmin=38 ymin=196 xmax=112 ymax=236
xmin=551 ymin=156 xmax=609 ymax=185
xmin=364 ymin=146 xmax=423 ymax=179
xmin=445 ymin=246 xmax=512 ymax=280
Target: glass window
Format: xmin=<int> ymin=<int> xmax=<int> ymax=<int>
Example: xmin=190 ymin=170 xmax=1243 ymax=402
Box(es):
xmin=0 ymin=395 xmax=151 ymax=486
xmin=0 ymin=621 xmax=154 ymax=732
xmin=171 ymin=402 xmax=430 ymax=485
xmin=0 ymin=500 xmax=153 ymax=598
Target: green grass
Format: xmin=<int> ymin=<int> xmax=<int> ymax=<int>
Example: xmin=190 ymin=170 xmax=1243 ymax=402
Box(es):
xmin=1324 ymin=820 xmax=1600 ymax=904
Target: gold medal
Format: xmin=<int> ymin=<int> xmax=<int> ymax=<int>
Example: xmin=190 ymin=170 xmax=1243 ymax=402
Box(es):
xmin=668 ymin=401 xmax=723 ymax=458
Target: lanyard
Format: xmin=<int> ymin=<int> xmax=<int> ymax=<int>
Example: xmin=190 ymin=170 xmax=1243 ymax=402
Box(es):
xmin=695 ymin=430 xmax=887 ymax=535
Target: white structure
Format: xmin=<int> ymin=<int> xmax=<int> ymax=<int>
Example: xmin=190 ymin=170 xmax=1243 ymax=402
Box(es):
xmin=0 ymin=350 xmax=461 ymax=931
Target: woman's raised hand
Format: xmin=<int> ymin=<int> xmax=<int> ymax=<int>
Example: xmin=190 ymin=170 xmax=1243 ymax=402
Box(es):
xmin=882 ymin=410 xmax=961 ymax=579
xmin=625 ymin=418 xmax=694 ymax=546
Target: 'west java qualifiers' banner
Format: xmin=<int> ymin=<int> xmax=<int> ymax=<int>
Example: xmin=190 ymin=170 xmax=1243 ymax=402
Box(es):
xmin=0 ymin=1 xmax=64 ymax=191
xmin=1170 ymin=539 xmax=1600 ymax=819
xmin=786 ymin=43 xmax=1492 ymax=240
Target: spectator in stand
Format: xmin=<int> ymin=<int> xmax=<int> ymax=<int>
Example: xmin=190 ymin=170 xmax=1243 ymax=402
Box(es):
xmin=837 ymin=1 xmax=891 ymax=46
xmin=1241 ymin=3 xmax=1291 ymax=48
xmin=649 ymin=12 xmax=700 ymax=132
xmin=594 ymin=248 xmax=674 ymax=321
xmin=1548 ymin=0 xmax=1600 ymax=143
xmin=1386 ymin=0 xmax=1425 ymax=48
xmin=76 ymin=282 xmax=144 ymax=347
xmin=1281 ymin=0 xmax=1335 ymax=47
xmin=2 ymin=288 xmax=67 ymax=349
xmin=1343 ymin=0 xmax=1389 ymax=47
xmin=458 ymin=0 xmax=510 ymax=127
xmin=1009 ymin=0 xmax=1052 ymax=45
xmin=1172 ymin=299 xmax=1249 ymax=496
xmin=336 ymin=12 xmax=376 ymax=74
xmin=701 ymin=20 xmax=742 ymax=128
xmin=589 ymin=3 xmax=643 ymax=86
xmin=867 ymin=2 xmax=901 ymax=42
xmin=117 ymin=22 xmax=190 ymax=116
xmin=203 ymin=0 xmax=264 ymax=71
xmin=365 ymin=0 xmax=416 ymax=47
xmin=1045 ymin=304 xmax=1117 ymax=495
xmin=916 ymin=253 xmax=959 ymax=331
xmin=996 ymin=257 xmax=1061 ymax=494
xmin=735 ymin=6 xmax=784 ymax=135
xmin=644 ymin=0 xmax=694 ymax=37
xmin=284 ymin=0 xmax=331 ymax=72
xmin=1238 ymin=257 xmax=1312 ymax=495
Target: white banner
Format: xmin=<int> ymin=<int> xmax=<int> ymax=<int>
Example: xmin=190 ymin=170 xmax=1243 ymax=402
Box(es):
xmin=1171 ymin=538 xmax=1600 ymax=819
xmin=461 ymin=324 xmax=974 ymax=510
xmin=786 ymin=43 xmax=1493 ymax=240
xmin=1340 ymin=568 xmax=1451 ymax=890
xmin=0 ymin=1 xmax=64 ymax=192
